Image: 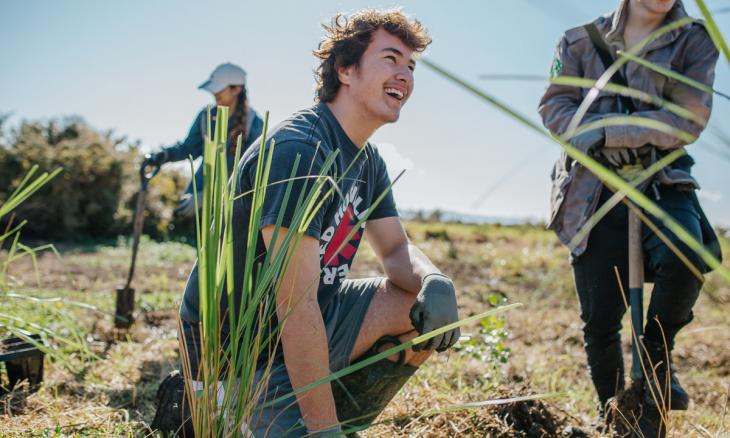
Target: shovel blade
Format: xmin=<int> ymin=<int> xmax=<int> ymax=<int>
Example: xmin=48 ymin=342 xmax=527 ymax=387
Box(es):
xmin=115 ymin=287 xmax=136 ymax=329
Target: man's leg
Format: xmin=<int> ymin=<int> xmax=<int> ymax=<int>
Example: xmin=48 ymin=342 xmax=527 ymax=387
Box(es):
xmin=641 ymin=187 xmax=704 ymax=411
xmin=643 ymin=189 xmax=703 ymax=349
xmin=330 ymin=278 xmax=431 ymax=431
xmin=227 ymin=277 xmax=431 ymax=436
xmin=249 ymin=277 xmax=422 ymax=436
xmin=572 ymin=188 xmax=630 ymax=410
xmin=349 ymin=278 xmax=430 ymax=365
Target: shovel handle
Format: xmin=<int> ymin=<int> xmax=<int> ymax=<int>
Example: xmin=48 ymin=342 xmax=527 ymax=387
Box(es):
xmin=140 ymin=161 xmax=161 ymax=190
xmin=628 ymin=208 xmax=644 ymax=290
xmin=122 ymin=162 xmax=159 ymax=290
xmin=628 ymin=207 xmax=645 ymax=380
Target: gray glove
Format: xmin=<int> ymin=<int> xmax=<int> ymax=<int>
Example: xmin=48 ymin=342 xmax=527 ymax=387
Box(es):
xmin=175 ymin=192 xmax=202 ymax=218
xmin=409 ymin=273 xmax=460 ymax=352
xmin=598 ymin=148 xmax=639 ymax=168
xmin=569 ymin=127 xmax=605 ymax=154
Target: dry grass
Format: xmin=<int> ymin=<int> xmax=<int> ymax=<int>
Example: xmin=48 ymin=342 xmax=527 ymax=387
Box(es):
xmin=1 ymin=224 xmax=728 ymax=436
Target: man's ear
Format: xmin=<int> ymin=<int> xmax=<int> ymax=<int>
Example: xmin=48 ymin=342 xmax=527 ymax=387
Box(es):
xmin=337 ymin=63 xmax=355 ymax=87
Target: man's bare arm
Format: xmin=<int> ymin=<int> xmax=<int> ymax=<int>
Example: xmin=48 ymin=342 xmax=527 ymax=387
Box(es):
xmin=365 ymin=216 xmax=439 ymax=293
xmin=365 ymin=217 xmax=460 ymax=351
xmin=261 ymin=226 xmax=338 ymax=432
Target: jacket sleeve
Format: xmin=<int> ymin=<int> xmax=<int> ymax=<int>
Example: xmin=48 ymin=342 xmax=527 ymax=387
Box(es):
xmin=162 ymin=110 xmax=206 ymax=163
xmin=538 ymin=33 xmax=606 ymax=153
xmin=603 ymin=26 xmax=719 ymax=150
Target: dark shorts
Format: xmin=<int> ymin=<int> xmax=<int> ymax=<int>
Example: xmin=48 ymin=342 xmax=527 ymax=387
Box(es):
xmin=180 ymin=277 xmax=383 ymax=437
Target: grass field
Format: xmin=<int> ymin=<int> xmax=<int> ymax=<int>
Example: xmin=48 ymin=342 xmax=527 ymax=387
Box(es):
xmin=1 ymin=222 xmax=728 ymax=437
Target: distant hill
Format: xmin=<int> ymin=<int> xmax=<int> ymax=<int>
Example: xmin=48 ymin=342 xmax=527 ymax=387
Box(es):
xmin=400 ymin=208 xmax=545 ymax=226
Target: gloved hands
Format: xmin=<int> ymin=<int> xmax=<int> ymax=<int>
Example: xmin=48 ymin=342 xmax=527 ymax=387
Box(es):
xmin=569 ymin=127 xmax=605 ymax=154
xmin=409 ymin=273 xmax=460 ymax=352
xmin=142 ymin=151 xmax=167 ymax=170
xmin=597 ymin=147 xmax=639 ymax=168
xmin=175 ymin=192 xmax=202 ymax=218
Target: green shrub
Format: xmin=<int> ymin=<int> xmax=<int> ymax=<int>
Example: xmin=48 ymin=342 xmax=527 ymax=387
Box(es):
xmin=0 ymin=115 xmax=189 ymax=241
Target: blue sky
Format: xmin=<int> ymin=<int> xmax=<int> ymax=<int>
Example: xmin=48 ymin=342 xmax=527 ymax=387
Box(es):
xmin=2 ymin=0 xmax=729 ymax=224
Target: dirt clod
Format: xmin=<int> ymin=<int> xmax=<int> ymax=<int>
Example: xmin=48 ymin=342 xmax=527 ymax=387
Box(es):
xmin=604 ymin=379 xmax=644 ymax=437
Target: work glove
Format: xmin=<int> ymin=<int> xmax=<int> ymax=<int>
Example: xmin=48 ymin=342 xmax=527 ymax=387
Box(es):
xmin=597 ymin=147 xmax=639 ymax=168
xmin=175 ymin=192 xmax=202 ymax=218
xmin=569 ymin=127 xmax=605 ymax=154
xmin=142 ymin=151 xmax=167 ymax=170
xmin=409 ymin=273 xmax=460 ymax=352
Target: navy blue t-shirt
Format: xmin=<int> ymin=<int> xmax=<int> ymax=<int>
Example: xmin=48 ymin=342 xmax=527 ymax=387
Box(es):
xmin=179 ymin=103 xmax=398 ymax=351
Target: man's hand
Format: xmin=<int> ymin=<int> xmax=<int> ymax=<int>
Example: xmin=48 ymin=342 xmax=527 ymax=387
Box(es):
xmin=409 ymin=273 xmax=460 ymax=352
xmin=597 ymin=147 xmax=639 ymax=168
xmin=175 ymin=192 xmax=202 ymax=218
xmin=142 ymin=151 xmax=167 ymax=170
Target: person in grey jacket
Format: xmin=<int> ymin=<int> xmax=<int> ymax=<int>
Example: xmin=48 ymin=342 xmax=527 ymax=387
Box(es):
xmin=143 ymin=63 xmax=264 ymax=217
xmin=539 ymin=0 xmax=719 ymax=434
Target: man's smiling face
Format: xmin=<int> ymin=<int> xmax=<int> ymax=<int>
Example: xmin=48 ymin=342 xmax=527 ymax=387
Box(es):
xmin=341 ymin=28 xmax=416 ymax=125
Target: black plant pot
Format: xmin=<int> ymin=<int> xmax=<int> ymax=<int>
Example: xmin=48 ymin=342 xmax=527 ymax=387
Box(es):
xmin=0 ymin=334 xmax=45 ymax=392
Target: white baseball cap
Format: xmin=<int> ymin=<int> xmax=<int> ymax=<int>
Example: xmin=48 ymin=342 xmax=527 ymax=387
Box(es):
xmin=198 ymin=63 xmax=247 ymax=94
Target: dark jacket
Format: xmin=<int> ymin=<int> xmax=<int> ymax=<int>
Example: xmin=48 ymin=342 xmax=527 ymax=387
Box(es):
xmin=538 ymin=0 xmax=719 ymax=256
xmin=162 ymin=106 xmax=265 ymax=194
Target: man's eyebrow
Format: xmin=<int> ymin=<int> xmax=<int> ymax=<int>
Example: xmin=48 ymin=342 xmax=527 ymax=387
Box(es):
xmin=381 ymin=47 xmax=416 ymax=66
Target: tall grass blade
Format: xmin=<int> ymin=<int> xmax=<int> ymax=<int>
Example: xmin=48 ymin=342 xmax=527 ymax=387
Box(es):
xmin=551 ymin=76 xmax=705 ymax=124
xmin=616 ymin=50 xmax=730 ymax=101
xmin=340 ymin=392 xmax=563 ymax=435
xmin=565 ymin=17 xmax=694 ymax=137
xmin=263 ymin=303 xmax=523 ymax=409
xmin=694 ymin=0 xmax=730 ymax=64
xmin=568 ymin=115 xmax=697 ymax=144
xmin=569 ymin=148 xmax=686 ymax=248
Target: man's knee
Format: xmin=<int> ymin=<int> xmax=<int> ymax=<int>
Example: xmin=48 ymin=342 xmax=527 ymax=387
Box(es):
xmin=350 ymin=280 xmax=419 ymax=361
xmin=374 ymin=332 xmax=432 ymax=367
xmin=583 ymin=321 xmax=623 ymax=351
xmin=394 ymin=331 xmax=432 ymax=367
xmin=580 ymin=300 xmax=624 ymax=348
xmin=650 ymin=243 xmax=704 ymax=295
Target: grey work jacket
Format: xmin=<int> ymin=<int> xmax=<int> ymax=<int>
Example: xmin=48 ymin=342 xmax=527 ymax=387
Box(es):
xmin=538 ymin=0 xmax=719 ymax=256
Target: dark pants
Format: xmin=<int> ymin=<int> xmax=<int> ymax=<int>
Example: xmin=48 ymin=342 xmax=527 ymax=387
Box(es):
xmin=572 ymin=185 xmax=703 ymax=405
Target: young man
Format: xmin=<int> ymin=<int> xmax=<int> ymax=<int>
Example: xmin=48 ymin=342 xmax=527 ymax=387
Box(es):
xmin=142 ymin=63 xmax=264 ymax=218
xmin=177 ymin=10 xmax=459 ymax=436
xmin=539 ymin=0 xmax=719 ymax=435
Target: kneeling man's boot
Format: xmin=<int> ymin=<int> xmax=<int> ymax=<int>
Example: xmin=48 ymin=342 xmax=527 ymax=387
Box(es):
xmin=151 ymin=370 xmax=195 ymax=437
xmin=332 ymin=336 xmax=418 ymax=434
xmin=642 ymin=342 xmax=689 ymax=411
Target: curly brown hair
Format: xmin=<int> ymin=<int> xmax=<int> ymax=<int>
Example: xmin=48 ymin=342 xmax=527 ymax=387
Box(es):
xmin=313 ymin=9 xmax=431 ymax=102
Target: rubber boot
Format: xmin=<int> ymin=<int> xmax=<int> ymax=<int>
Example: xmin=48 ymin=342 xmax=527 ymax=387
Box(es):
xmin=332 ymin=336 xmax=418 ymax=434
xmin=642 ymin=341 xmax=689 ymax=411
xmin=151 ymin=370 xmax=195 ymax=437
xmin=636 ymin=404 xmax=667 ymax=438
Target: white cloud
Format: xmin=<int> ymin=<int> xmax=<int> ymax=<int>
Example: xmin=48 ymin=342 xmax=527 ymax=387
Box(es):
xmin=697 ymin=189 xmax=723 ymax=203
xmin=374 ymin=142 xmax=415 ymax=180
